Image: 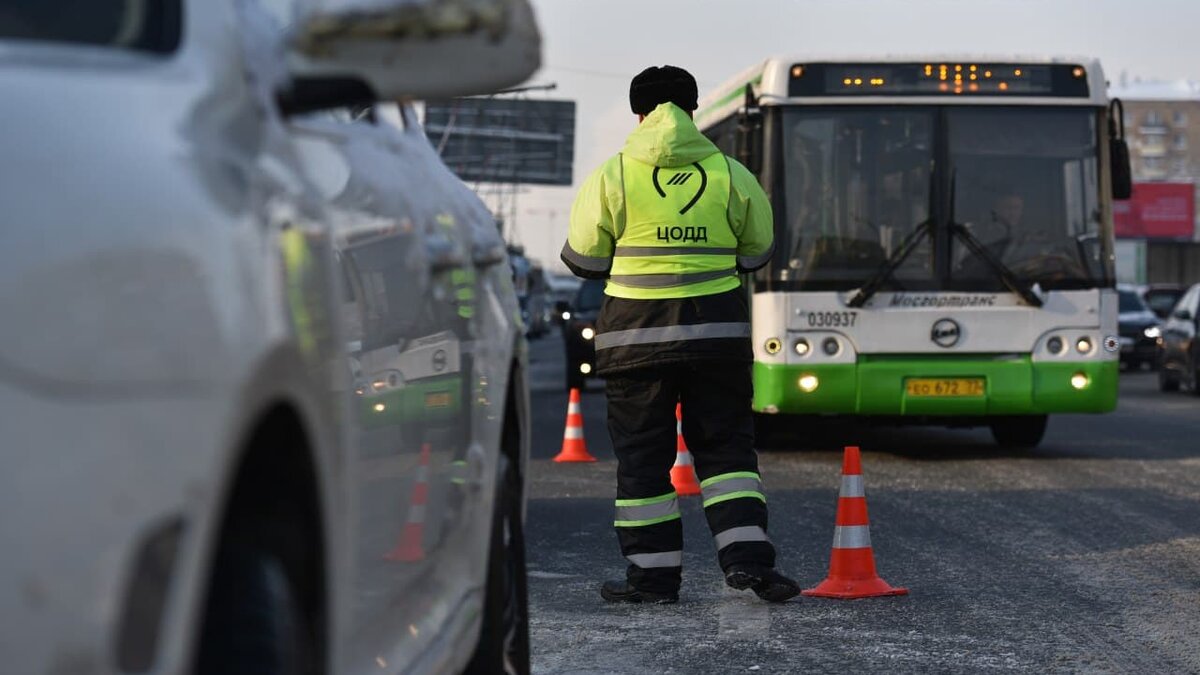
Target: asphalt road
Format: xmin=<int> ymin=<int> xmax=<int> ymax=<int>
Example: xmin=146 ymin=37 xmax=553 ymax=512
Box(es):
xmin=522 ymin=330 xmax=1200 ymax=675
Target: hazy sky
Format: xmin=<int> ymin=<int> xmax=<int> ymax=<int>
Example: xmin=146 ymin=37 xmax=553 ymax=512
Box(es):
xmin=506 ymin=0 xmax=1200 ymax=271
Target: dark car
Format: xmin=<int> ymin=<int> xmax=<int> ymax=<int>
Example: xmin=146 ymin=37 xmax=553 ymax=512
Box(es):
xmin=562 ymin=278 xmax=605 ymax=391
xmin=1140 ymin=283 xmax=1187 ymax=320
xmin=1118 ymin=285 xmax=1162 ymax=370
xmin=1158 ymin=283 xmax=1200 ymax=393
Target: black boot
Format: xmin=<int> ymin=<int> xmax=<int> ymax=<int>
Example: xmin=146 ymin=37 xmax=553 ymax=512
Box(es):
xmin=600 ymin=580 xmax=678 ymax=604
xmin=725 ymin=564 xmax=801 ymax=603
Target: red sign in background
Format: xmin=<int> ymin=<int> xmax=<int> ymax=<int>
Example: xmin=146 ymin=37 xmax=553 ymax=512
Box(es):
xmin=1114 ymin=182 xmax=1195 ymax=239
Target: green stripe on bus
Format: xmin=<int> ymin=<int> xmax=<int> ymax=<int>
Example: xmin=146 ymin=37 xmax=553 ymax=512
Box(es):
xmin=696 ymin=74 xmax=765 ymax=122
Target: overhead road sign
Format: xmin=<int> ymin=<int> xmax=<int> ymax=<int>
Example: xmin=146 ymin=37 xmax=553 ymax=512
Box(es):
xmin=425 ymin=98 xmax=576 ymax=186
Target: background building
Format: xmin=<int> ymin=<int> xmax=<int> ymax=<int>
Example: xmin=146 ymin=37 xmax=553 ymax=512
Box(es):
xmin=1109 ymin=79 xmax=1200 ymax=284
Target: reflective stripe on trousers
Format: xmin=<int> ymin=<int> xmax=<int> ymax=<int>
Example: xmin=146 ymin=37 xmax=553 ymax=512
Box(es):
xmin=713 ymin=525 xmax=771 ymax=550
xmin=702 ymin=472 xmax=769 ymax=551
xmin=614 ymin=492 xmax=681 ymax=528
xmin=626 ymin=550 xmax=683 ymax=568
xmin=700 ymin=471 xmax=765 ymax=508
xmin=614 ymin=492 xmax=684 ymax=569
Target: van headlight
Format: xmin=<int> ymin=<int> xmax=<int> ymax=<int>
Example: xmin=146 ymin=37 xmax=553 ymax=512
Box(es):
xmin=1144 ymin=325 xmax=1161 ymax=339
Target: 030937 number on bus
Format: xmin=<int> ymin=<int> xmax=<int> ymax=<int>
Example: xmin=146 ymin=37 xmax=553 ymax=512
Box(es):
xmin=803 ymin=311 xmax=858 ymax=328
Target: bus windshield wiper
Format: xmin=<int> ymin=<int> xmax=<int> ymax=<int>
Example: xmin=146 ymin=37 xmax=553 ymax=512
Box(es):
xmin=847 ymin=219 xmax=932 ymax=308
xmin=950 ymin=223 xmax=1044 ymax=307
xmin=945 ymin=169 xmax=1043 ymax=308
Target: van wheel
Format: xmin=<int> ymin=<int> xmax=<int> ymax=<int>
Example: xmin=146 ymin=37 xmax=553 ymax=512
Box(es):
xmin=465 ymin=456 xmax=530 ymax=675
xmin=989 ymin=415 xmax=1048 ymax=448
xmin=1159 ymin=367 xmax=1181 ymax=392
xmin=195 ymin=524 xmax=309 ymax=675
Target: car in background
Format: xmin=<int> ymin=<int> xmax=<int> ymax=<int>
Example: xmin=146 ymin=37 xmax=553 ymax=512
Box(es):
xmin=1158 ymin=283 xmax=1200 ymax=393
xmin=0 ymin=1 xmax=539 ymax=673
xmin=1140 ymin=283 xmax=1187 ymax=321
xmin=562 ymin=278 xmax=605 ymax=391
xmin=1117 ymin=284 xmax=1162 ymax=370
xmin=524 ymin=265 xmax=553 ymax=338
xmin=547 ymin=273 xmax=582 ymax=326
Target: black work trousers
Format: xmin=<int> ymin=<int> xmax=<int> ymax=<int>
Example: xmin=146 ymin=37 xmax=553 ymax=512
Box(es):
xmin=605 ymin=360 xmax=776 ymax=594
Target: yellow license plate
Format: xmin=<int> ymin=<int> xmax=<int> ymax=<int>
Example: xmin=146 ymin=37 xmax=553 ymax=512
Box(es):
xmin=905 ymin=378 xmax=985 ymax=397
xmin=424 ymin=391 xmax=452 ymax=408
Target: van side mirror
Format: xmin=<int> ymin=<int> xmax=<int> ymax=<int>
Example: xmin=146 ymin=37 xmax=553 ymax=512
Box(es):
xmin=1109 ymin=99 xmax=1133 ymax=200
xmin=735 ymin=87 xmax=763 ymax=175
xmin=280 ymin=0 xmax=541 ymax=115
xmin=1174 ymin=308 xmax=1193 ymax=321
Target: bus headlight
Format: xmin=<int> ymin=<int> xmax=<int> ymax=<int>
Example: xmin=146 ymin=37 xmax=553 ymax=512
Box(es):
xmin=581 ymin=327 xmax=595 ymax=340
xmin=793 ymin=338 xmax=811 ymax=356
xmin=1075 ymin=337 xmax=1093 ymax=354
xmin=580 ymin=363 xmax=593 ymax=375
xmin=1143 ymin=325 xmax=1161 ymax=339
xmin=798 ymin=374 xmax=819 ymax=392
xmin=1070 ymin=372 xmax=1090 ymax=390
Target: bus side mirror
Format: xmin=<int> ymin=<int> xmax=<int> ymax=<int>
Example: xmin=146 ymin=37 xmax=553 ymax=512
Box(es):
xmin=1110 ymin=138 xmax=1132 ymax=200
xmin=735 ymin=87 xmax=763 ymax=175
xmin=1109 ymin=98 xmax=1133 ymax=200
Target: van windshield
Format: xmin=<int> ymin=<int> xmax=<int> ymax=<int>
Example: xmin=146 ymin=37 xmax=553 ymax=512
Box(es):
xmin=0 ymin=0 xmax=180 ymax=53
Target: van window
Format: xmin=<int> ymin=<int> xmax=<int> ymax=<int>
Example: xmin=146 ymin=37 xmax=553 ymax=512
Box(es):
xmin=0 ymin=0 xmax=182 ymax=54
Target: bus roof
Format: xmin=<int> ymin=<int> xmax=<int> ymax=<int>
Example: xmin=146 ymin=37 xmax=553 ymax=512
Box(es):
xmin=696 ymin=55 xmax=1109 ymax=128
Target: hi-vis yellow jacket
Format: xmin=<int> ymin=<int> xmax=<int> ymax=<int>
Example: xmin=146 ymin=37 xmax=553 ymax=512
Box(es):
xmin=561 ymin=103 xmax=774 ymax=373
xmin=561 ymin=103 xmax=774 ymax=300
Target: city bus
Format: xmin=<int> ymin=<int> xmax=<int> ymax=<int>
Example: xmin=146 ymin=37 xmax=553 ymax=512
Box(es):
xmin=696 ymin=56 xmax=1131 ymax=447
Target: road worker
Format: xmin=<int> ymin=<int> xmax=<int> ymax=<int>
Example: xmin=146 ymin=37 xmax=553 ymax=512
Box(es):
xmin=561 ymin=65 xmax=799 ymax=604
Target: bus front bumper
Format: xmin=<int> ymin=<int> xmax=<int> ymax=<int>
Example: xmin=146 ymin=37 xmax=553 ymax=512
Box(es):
xmin=753 ymin=356 xmax=1117 ymax=416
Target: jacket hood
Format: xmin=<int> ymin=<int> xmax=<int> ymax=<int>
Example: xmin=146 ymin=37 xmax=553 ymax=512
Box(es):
xmin=621 ymin=102 xmax=719 ymax=168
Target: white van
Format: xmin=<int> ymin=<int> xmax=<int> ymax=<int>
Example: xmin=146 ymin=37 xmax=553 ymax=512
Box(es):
xmin=0 ymin=1 xmax=539 ymax=673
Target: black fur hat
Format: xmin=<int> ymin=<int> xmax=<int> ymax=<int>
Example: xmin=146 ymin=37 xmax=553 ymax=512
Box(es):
xmin=629 ymin=65 xmax=699 ymax=115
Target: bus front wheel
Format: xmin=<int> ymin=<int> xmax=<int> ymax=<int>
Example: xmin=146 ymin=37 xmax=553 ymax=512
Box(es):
xmin=989 ymin=415 xmax=1048 ymax=449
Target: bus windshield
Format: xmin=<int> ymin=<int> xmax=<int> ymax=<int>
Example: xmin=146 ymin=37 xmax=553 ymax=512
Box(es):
xmin=782 ymin=108 xmax=935 ymax=287
xmin=779 ymin=106 xmax=1109 ymax=291
xmin=949 ymin=108 xmax=1104 ymax=288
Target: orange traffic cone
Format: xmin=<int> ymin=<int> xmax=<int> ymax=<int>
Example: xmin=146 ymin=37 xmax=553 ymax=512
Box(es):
xmin=803 ymin=446 xmax=908 ymax=599
xmin=385 ymin=443 xmax=432 ymax=562
xmin=553 ymin=388 xmax=596 ymax=462
xmin=671 ymin=403 xmax=701 ymax=496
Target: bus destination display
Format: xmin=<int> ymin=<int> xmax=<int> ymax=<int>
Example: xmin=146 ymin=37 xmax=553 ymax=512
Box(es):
xmin=788 ymin=63 xmax=1090 ymax=98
